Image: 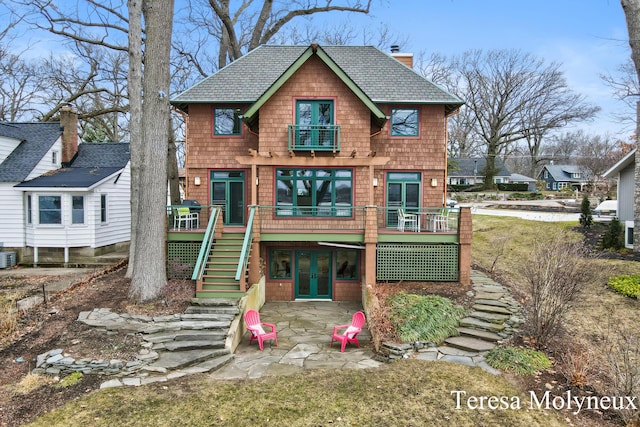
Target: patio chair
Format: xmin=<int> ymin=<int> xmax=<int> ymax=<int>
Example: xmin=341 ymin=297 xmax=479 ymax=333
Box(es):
xmin=330 ymin=311 xmax=366 ymax=352
xmin=397 ymin=208 xmax=418 ymax=232
xmin=173 ymin=207 xmax=198 ymax=230
xmin=244 ymin=309 xmax=278 ymax=351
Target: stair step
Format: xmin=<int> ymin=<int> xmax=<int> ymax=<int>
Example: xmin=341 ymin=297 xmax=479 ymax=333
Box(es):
xmin=141 ymin=320 xmax=232 ymax=333
xmin=468 ymin=310 xmax=510 ymax=323
xmin=474 ymin=299 xmax=511 ymax=308
xmin=146 ymin=348 xmax=230 ymax=370
xmin=445 ymin=336 xmax=496 ymax=352
xmin=144 ymin=330 xmax=228 ymax=344
xmin=185 ymin=353 xmax=234 ymax=374
xmin=181 ymin=313 xmax=235 ymax=321
xmin=161 ymin=339 xmax=226 ymax=351
xmin=185 ymin=306 xmax=240 ymax=315
xmin=190 ymin=298 xmax=240 ymax=307
xmin=202 ymin=283 xmax=241 ymax=289
xmin=460 ymin=317 xmax=505 ymax=332
xmin=456 ymin=327 xmax=503 ymax=342
xmin=472 ymin=304 xmax=512 ymax=315
xmin=196 ymin=290 xmax=246 ymax=298
xmin=204 ymin=267 xmax=237 ymax=273
xmin=202 ymin=276 xmax=237 ymax=283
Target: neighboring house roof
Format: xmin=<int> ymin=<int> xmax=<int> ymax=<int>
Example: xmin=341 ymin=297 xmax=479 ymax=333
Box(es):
xmin=603 ymin=148 xmax=636 ymax=178
xmin=15 ymin=143 xmax=130 ymax=189
xmin=0 ymin=122 xmax=62 ymax=182
xmin=540 ymin=164 xmax=586 ymax=182
xmin=448 ymin=157 xmax=511 ymax=178
xmin=171 ymin=44 xmax=464 ymax=116
xmin=510 ymin=173 xmax=536 ymax=183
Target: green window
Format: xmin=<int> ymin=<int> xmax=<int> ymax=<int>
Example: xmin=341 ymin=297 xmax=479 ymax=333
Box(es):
xmin=214 ymin=107 xmax=242 ymax=135
xmin=39 ymin=195 xmax=61 ymax=224
xmin=295 ymin=100 xmax=334 ymax=147
xmin=336 ymin=250 xmax=359 ymax=280
xmin=391 ymin=108 xmax=419 ymax=136
xmin=276 ymin=168 xmax=352 ymax=217
xmin=72 ymin=195 xmax=84 ymax=224
xmin=270 ymin=249 xmax=292 ymax=279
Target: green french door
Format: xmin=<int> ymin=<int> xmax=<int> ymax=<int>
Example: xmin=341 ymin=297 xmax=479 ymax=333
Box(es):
xmin=211 ymin=171 xmax=245 ymax=225
xmin=386 ymin=172 xmax=421 ymax=227
xmin=295 ymin=250 xmax=332 ymax=299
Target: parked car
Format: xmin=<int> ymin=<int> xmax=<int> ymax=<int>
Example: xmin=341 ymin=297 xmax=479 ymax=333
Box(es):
xmin=446 ymin=198 xmax=458 ymax=208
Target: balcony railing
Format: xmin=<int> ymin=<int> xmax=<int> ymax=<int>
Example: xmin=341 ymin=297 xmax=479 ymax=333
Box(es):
xmin=287 ymin=124 xmax=341 ymax=152
xmin=377 ymin=207 xmax=460 ymax=233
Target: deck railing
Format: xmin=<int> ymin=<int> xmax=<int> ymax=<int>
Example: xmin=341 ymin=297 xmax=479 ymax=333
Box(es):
xmin=235 ymin=206 xmax=255 ymax=283
xmin=256 ymin=206 xmax=366 ymax=232
xmin=287 ymin=124 xmax=341 ymax=152
xmin=377 ymin=207 xmax=459 ymax=233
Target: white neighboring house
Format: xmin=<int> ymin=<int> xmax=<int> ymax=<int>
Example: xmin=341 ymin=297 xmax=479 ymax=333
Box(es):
xmin=0 ymin=106 xmax=131 ymax=265
xmin=603 ymin=148 xmax=636 ymax=250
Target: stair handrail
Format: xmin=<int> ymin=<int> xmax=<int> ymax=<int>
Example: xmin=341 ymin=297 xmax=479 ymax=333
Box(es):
xmin=191 ymin=206 xmax=220 ymax=281
xmin=235 ymin=205 xmax=256 ymax=281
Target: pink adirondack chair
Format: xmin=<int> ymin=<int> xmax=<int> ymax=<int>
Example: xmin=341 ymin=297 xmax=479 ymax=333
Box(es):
xmin=330 ymin=311 xmax=366 ymax=352
xmin=244 ymin=309 xmax=278 ymax=350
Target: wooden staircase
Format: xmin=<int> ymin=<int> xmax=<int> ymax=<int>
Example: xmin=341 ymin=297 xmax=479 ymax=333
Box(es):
xmin=197 ymin=232 xmax=247 ymax=298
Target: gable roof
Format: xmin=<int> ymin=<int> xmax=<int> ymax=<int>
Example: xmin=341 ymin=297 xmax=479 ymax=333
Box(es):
xmin=448 ymin=157 xmax=511 ymax=177
xmin=171 ymin=44 xmax=464 ymax=117
xmin=540 ymin=164 xmax=586 ymax=182
xmin=603 ymin=148 xmax=636 ymax=178
xmin=0 ymin=122 xmax=63 ymax=182
xmin=15 ymin=143 xmax=130 ymax=189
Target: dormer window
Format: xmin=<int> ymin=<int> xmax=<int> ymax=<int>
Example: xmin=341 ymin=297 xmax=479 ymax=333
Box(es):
xmin=214 ymin=107 xmax=242 ymax=135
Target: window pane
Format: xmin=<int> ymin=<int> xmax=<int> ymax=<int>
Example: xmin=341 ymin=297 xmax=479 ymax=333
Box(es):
xmin=336 ymin=250 xmax=358 ymax=279
xmin=214 ymin=108 xmax=241 ymax=135
xmin=72 ymin=195 xmax=84 ymax=224
xmin=39 ymin=195 xmax=61 ymax=224
xmin=297 ymin=103 xmax=311 ymax=126
xmin=270 ymin=250 xmax=292 ymax=279
xmin=101 ymin=195 xmax=107 ymax=222
xmin=275 ymin=168 xmax=352 ymax=217
xmin=27 ymin=195 xmax=32 ymax=224
xmin=391 ymin=108 xmax=419 ymax=136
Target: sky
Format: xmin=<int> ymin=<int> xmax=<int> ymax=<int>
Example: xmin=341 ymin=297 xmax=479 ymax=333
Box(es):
xmin=5 ymin=0 xmax=633 ymax=138
xmin=319 ymin=0 xmax=633 ymax=138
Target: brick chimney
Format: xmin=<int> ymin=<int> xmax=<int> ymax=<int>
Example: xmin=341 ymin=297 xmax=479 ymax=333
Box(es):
xmin=390 ymin=45 xmax=413 ymax=68
xmin=60 ymin=104 xmax=78 ymax=165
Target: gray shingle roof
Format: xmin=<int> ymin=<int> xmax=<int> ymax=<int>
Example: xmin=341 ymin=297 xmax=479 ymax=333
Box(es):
xmin=15 ymin=143 xmax=130 ymax=189
xmin=541 ymin=164 xmax=586 ymax=182
xmin=172 ymin=45 xmax=463 ymax=112
xmin=0 ymin=122 xmax=62 ymax=182
xmin=448 ymin=157 xmax=511 ymax=177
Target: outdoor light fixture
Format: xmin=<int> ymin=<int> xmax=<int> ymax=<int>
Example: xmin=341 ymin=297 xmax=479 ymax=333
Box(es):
xmin=194 ymin=176 xmax=201 ymax=186
xmin=431 ymin=178 xmax=437 ymax=187
xmin=372 ymin=178 xmax=378 ymax=187
xmin=256 ymin=177 xmax=259 ymax=186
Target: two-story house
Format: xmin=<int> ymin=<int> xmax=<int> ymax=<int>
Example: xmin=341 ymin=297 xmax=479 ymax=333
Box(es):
xmin=537 ymin=164 xmax=588 ymax=191
xmin=171 ymin=43 xmax=470 ymax=302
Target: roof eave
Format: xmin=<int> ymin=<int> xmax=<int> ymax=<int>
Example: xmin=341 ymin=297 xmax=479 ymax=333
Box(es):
xmin=603 ymin=148 xmax=636 ymax=178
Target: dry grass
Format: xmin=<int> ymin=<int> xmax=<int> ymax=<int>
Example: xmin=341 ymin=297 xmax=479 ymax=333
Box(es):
xmin=27 ymin=360 xmax=568 ymax=427
xmin=12 ymin=373 xmax=53 ymax=395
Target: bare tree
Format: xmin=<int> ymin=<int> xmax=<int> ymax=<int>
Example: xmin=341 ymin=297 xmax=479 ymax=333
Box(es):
xmin=601 ymin=58 xmax=640 ymax=131
xmin=620 ymin=0 xmax=640 ymax=253
xmin=129 ymin=0 xmax=174 ymax=302
xmin=184 ymin=0 xmax=373 ymax=69
xmin=453 ymin=49 xmax=598 ymax=188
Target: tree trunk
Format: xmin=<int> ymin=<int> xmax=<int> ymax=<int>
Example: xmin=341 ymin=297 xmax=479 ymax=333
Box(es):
xmin=126 ymin=0 xmax=142 ymax=277
xmin=130 ymin=0 xmax=174 ymax=301
xmin=620 ymin=0 xmax=640 ymax=252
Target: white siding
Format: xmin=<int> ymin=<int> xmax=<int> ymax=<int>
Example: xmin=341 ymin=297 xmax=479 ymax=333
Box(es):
xmin=618 ymin=163 xmax=635 ymax=222
xmin=0 ymin=183 xmax=25 ymax=246
xmin=25 ymin=138 xmax=62 ymax=180
xmin=25 ymin=162 xmax=131 ymax=250
xmin=0 ymin=136 xmax=21 ymax=164
xmin=94 ymin=163 xmax=131 ymax=247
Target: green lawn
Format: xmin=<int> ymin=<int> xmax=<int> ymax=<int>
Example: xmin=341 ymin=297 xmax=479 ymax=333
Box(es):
xmin=28 ymin=360 xmax=567 ymax=427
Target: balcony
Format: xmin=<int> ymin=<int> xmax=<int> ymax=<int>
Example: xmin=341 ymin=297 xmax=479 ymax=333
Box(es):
xmin=287 ymin=124 xmax=341 ymax=152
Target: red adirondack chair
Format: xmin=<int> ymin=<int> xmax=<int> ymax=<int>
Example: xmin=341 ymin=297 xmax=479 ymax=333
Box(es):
xmin=330 ymin=311 xmax=366 ymax=352
xmin=244 ymin=309 xmax=278 ymax=350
